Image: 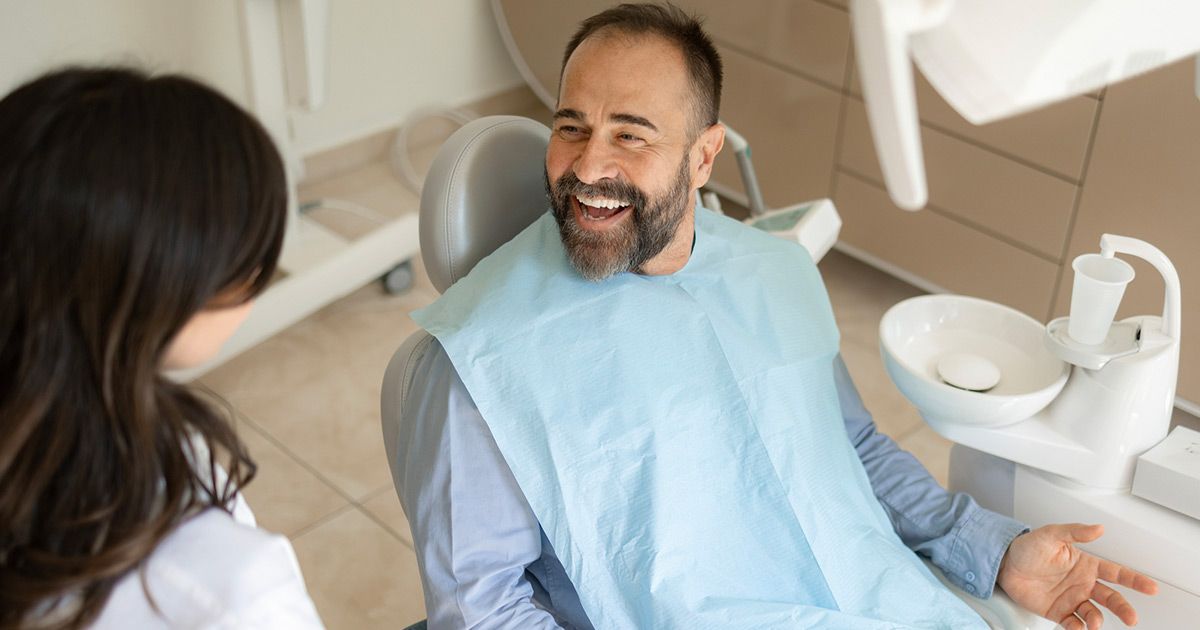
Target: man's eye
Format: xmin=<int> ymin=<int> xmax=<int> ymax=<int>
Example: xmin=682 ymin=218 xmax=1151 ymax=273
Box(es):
xmin=558 ymin=126 xmax=583 ymax=137
xmin=618 ymin=133 xmax=643 ymax=143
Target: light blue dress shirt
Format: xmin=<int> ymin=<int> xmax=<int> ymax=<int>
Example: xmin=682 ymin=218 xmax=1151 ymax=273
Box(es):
xmin=395 ymin=341 xmax=1028 ymax=629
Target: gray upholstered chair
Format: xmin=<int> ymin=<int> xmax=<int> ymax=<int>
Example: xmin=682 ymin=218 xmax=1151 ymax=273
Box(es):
xmin=381 ymin=113 xmax=550 ymax=515
xmin=382 ymin=114 xmax=550 ymax=630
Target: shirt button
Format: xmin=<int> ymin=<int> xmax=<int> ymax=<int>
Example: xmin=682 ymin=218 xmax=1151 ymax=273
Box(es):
xmin=965 ymin=571 xmax=976 ymax=582
xmin=965 ymin=583 xmax=977 ymax=594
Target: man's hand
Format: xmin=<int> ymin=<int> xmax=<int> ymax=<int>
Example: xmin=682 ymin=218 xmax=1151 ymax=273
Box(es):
xmin=997 ymin=524 xmax=1158 ymax=629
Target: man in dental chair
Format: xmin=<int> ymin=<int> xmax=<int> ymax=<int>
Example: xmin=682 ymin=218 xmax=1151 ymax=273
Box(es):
xmin=394 ymin=4 xmax=1157 ymax=628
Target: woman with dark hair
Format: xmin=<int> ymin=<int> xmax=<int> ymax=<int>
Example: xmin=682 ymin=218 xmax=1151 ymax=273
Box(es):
xmin=0 ymin=68 xmax=324 ymax=628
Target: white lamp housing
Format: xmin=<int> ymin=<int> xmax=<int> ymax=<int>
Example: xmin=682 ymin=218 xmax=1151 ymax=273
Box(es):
xmin=851 ymin=0 xmax=1200 ymax=210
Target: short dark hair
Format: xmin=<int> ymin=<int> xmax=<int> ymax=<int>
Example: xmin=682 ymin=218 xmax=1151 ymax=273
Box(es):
xmin=561 ymin=2 xmax=723 ymax=131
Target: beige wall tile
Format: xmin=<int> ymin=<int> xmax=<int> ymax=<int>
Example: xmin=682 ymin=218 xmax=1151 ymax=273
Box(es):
xmin=237 ymin=420 xmax=350 ymax=538
xmin=714 ymin=44 xmax=842 ymax=207
xmin=293 ymin=508 xmax=426 ymax=629
xmin=495 ymin=0 xmax=610 ymax=103
xmin=683 ymin=0 xmax=851 ymax=88
xmin=840 ymin=98 xmax=1077 ymax=260
xmin=848 ymin=58 xmax=1099 ymax=181
xmin=498 ymin=1 xmax=851 ymax=100
xmin=912 ymin=77 xmax=1097 ymax=182
xmin=834 ymin=173 xmax=1060 ymax=318
xmin=1052 ymin=59 xmax=1200 ymax=404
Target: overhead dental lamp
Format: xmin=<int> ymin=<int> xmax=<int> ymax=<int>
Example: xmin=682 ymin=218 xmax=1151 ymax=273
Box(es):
xmin=851 ymin=0 xmax=1200 ymax=210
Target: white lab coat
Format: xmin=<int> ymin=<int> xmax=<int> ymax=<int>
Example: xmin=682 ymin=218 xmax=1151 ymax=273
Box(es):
xmin=87 ymin=492 xmax=324 ymax=629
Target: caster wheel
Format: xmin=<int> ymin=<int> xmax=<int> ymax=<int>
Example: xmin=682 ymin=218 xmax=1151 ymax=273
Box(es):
xmin=383 ymin=260 xmax=414 ymax=295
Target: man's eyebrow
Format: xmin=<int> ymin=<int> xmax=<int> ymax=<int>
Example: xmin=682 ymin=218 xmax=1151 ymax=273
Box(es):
xmin=611 ymin=113 xmax=658 ymax=132
xmin=551 ymin=109 xmax=659 ymax=133
xmin=553 ymin=108 xmax=584 ymax=122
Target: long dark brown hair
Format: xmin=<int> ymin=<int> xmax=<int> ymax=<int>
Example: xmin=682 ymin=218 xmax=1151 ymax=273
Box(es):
xmin=0 ymin=67 xmax=287 ymax=628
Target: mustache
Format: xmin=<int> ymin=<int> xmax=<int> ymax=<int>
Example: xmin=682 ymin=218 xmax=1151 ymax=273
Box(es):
xmin=551 ymin=170 xmax=648 ymax=210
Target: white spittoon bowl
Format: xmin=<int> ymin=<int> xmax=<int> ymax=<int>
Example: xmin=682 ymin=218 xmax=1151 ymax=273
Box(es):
xmin=879 ymin=295 xmax=1069 ymax=427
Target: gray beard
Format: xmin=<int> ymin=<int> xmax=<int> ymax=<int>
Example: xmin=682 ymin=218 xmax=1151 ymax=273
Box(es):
xmin=548 ymin=157 xmax=692 ymax=281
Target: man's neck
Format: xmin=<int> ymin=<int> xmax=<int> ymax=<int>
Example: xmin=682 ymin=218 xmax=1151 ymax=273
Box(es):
xmin=638 ymin=199 xmax=697 ymax=276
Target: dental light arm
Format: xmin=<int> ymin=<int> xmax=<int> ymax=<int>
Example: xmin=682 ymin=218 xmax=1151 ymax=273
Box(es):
xmin=849 ymin=0 xmax=951 ymax=210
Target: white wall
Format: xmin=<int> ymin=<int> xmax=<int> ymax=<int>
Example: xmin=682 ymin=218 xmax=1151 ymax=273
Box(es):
xmin=0 ymin=0 xmax=523 ymax=157
xmin=290 ymin=0 xmax=524 ymax=154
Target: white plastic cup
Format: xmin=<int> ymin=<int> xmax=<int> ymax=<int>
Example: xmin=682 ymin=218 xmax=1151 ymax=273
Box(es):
xmin=1068 ymin=253 xmax=1135 ymax=345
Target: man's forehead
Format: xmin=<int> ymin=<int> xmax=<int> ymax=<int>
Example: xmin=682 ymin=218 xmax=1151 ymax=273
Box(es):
xmin=558 ymin=31 xmax=691 ymax=128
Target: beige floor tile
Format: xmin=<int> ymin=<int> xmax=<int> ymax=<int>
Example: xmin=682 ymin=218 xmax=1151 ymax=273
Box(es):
xmin=203 ymin=277 xmax=437 ymax=502
xmin=819 ymin=250 xmax=928 ymax=441
xmin=821 ymin=250 xmax=924 ymax=337
xmin=234 ymin=379 xmax=393 ymax=501
xmin=293 ymin=508 xmax=427 ymax=630
xmin=362 ymin=487 xmax=414 ymax=547
xmin=898 ymin=426 xmax=955 ymax=488
xmin=236 ymin=419 xmax=350 ymax=538
xmin=200 ymin=315 xmax=344 ymax=408
xmin=312 ymin=282 xmax=437 ymax=387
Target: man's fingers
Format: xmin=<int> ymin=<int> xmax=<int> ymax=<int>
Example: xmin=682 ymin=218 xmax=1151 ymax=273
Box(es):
xmin=1096 ymin=558 xmax=1159 ymax=595
xmin=1078 ymin=600 xmax=1105 ymax=629
xmin=1092 ymin=582 xmax=1137 ymax=626
xmin=1068 ymin=523 xmax=1104 ymax=543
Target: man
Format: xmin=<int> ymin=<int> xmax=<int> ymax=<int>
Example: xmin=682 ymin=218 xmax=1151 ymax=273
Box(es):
xmin=394 ymin=4 xmax=1155 ymax=628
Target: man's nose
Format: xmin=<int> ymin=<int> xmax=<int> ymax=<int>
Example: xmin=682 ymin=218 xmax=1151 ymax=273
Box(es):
xmin=573 ymin=135 xmax=619 ymax=184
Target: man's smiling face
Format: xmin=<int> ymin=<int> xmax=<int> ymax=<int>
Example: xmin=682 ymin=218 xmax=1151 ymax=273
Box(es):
xmin=546 ymin=30 xmax=710 ymax=281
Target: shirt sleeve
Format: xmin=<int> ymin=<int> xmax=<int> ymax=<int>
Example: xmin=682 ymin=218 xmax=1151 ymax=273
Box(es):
xmin=833 ymin=354 xmax=1029 ymax=599
xmin=394 ymin=339 xmax=565 ymax=629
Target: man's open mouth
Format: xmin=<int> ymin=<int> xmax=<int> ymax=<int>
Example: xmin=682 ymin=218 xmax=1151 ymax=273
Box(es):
xmin=574 ymin=194 xmax=632 ymax=224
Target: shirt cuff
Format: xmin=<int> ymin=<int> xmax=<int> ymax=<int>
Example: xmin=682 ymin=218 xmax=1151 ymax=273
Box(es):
xmin=942 ymin=503 xmax=1029 ymax=599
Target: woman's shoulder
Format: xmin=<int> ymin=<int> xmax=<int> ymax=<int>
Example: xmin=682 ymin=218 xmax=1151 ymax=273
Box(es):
xmin=90 ymin=505 xmax=324 ymax=629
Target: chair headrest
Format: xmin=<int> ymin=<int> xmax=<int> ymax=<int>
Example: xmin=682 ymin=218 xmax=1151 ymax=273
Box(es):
xmin=419 ymin=115 xmax=552 ymax=293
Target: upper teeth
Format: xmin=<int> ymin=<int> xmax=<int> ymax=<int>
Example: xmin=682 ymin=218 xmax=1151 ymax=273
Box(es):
xmin=577 ymin=195 xmax=627 ymax=209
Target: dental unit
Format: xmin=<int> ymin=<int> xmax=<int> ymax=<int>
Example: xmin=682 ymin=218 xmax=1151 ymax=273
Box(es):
xmin=851 ymin=0 xmax=1200 ymax=626
xmin=880 ymin=236 xmax=1197 ymax=628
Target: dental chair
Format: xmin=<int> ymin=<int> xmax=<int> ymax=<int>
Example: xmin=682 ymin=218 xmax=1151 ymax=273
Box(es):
xmin=380 ymin=115 xmax=1055 ymax=630
xmin=380 ymin=115 xmax=548 ymax=630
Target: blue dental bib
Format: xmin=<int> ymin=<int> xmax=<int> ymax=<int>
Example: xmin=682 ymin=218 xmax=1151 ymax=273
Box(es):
xmin=413 ymin=207 xmax=984 ymax=629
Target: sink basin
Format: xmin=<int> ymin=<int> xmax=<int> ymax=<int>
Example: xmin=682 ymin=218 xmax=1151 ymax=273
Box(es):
xmin=880 ymin=295 xmax=1069 ymax=427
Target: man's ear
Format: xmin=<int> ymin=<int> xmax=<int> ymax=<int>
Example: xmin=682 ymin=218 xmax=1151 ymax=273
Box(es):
xmin=690 ymin=122 xmax=726 ymax=189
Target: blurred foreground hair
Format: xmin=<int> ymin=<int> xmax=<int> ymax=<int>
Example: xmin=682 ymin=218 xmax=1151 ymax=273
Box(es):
xmin=0 ymin=67 xmax=287 ymax=628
